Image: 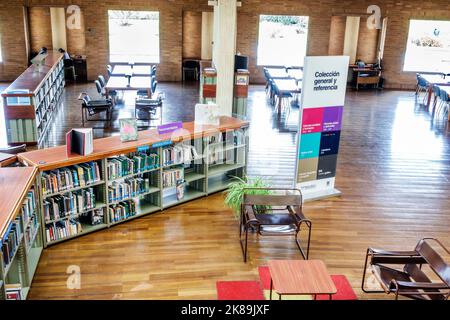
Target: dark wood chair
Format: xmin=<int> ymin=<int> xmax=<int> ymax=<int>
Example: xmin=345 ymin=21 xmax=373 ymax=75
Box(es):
xmin=239 ymin=188 xmax=312 ymax=263
xmin=362 ymin=238 xmax=450 ymax=300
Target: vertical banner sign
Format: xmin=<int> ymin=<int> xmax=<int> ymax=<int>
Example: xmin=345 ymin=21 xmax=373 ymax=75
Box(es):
xmin=295 ymin=56 xmax=349 ymax=201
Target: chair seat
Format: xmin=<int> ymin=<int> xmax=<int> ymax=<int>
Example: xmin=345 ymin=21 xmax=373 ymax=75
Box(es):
xmin=259 ymin=225 xmax=297 ymax=235
xmin=249 ymin=213 xmax=298 ymax=226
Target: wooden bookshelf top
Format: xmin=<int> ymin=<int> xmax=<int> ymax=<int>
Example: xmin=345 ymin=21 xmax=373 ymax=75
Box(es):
xmin=0 ymin=166 xmax=37 ymax=240
xmin=18 ymin=116 xmax=249 ymax=171
xmin=1 ymin=52 xmax=64 ymax=97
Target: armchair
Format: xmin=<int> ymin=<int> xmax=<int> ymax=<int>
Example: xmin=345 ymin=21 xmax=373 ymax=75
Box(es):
xmin=239 ymin=188 xmax=312 ymax=263
xmin=362 ymin=238 xmax=450 ymax=300
xmin=78 ymin=93 xmax=113 ymax=128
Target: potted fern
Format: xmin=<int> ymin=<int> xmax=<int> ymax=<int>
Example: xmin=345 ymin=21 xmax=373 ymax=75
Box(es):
xmin=224 ymin=176 xmax=271 ymax=219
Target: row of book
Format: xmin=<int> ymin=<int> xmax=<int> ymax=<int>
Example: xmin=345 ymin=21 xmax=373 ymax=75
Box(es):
xmin=162 ymin=145 xmax=200 ymax=166
xmin=107 ymin=152 xmax=159 ymax=180
xmin=79 ymin=209 xmax=104 ymax=226
xmin=108 ymin=201 xmax=137 ymax=223
xmin=45 ymin=219 xmax=82 ymax=243
xmin=163 ymin=168 xmax=184 ymax=188
xmin=24 ymin=215 xmax=39 ymax=253
xmin=41 ymin=161 xmax=101 ymax=195
xmin=1 ymin=215 xmax=22 ymax=269
xmin=5 ymin=283 xmax=22 ymax=300
xmin=43 ymin=188 xmax=96 ymax=222
xmin=21 ymin=189 xmax=36 ymax=233
xmin=108 ymin=178 xmax=151 ymax=203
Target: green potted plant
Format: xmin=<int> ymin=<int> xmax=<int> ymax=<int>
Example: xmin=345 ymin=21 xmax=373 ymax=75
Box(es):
xmin=224 ymin=176 xmax=271 ymax=219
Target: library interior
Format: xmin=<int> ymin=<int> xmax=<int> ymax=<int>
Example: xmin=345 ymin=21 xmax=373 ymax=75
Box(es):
xmin=0 ymin=0 xmax=450 ymax=302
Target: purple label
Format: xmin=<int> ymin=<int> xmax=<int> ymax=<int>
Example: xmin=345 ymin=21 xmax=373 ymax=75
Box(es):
xmin=322 ymin=106 xmax=343 ymax=132
xmin=157 ymin=121 xmax=183 ymax=135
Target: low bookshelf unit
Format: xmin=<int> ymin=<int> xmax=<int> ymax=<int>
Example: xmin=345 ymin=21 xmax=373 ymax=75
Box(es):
xmin=0 ymin=167 xmax=44 ymax=300
xmin=17 ymin=116 xmax=249 ymax=248
xmin=1 ymin=51 xmax=65 ymax=146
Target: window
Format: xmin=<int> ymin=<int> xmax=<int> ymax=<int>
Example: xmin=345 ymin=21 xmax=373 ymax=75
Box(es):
xmin=403 ymin=20 xmax=450 ymax=73
xmin=257 ymin=15 xmax=309 ymax=66
xmin=108 ymin=10 xmax=160 ymax=63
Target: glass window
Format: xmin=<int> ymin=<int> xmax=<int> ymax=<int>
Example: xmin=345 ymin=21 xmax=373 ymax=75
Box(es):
xmin=108 ymin=10 xmax=160 ymax=63
xmin=403 ymin=19 xmax=450 ymax=73
xmin=257 ymin=15 xmax=309 ymax=66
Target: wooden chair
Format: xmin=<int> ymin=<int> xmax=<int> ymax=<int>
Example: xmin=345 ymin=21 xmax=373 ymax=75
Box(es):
xmin=362 ymin=238 xmax=450 ymax=300
xmin=239 ymin=188 xmax=312 ymax=263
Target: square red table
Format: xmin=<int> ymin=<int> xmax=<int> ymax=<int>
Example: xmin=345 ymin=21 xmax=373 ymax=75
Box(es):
xmin=268 ymin=260 xmax=337 ymax=300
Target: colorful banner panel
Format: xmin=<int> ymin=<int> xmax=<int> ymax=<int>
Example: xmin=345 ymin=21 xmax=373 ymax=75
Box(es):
xmin=295 ymin=56 xmax=349 ymax=199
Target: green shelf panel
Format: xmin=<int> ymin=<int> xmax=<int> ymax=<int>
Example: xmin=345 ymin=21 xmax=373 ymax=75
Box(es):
xmin=207 ymin=163 xmax=245 ymax=178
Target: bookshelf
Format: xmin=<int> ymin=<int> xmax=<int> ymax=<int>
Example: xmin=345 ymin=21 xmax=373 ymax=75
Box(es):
xmin=18 ymin=117 xmax=249 ymax=247
xmin=1 ymin=52 xmax=65 ymax=146
xmin=0 ymin=167 xmax=44 ymax=300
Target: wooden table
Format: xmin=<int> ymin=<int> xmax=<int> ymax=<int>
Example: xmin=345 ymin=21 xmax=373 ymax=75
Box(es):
xmin=420 ymin=74 xmax=450 ymax=108
xmin=287 ymin=69 xmax=303 ymax=82
xmin=272 ymin=79 xmax=301 ymax=118
xmin=112 ymin=65 xmax=152 ymax=76
xmin=105 ymin=76 xmax=152 ymax=98
xmin=0 ymin=153 xmax=17 ymax=167
xmin=268 ymin=260 xmax=337 ymax=300
xmin=266 ymin=67 xmax=289 ymax=79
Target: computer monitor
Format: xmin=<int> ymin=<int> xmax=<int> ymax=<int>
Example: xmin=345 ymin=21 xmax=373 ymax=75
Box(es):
xmin=235 ymin=55 xmax=248 ymax=71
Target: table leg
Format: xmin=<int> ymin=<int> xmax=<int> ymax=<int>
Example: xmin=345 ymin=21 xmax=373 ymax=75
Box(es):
xmin=329 ymin=294 xmax=332 ymax=300
xmin=426 ymin=85 xmax=433 ymax=109
xmin=148 ymin=88 xmax=151 ymax=98
xmin=270 ymin=278 xmax=273 ymax=300
xmin=277 ymin=94 xmax=282 ymax=118
xmin=105 ymin=88 xmax=109 ymax=100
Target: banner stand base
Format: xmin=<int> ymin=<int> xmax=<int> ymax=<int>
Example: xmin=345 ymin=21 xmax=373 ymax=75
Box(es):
xmin=302 ymin=188 xmax=342 ymax=202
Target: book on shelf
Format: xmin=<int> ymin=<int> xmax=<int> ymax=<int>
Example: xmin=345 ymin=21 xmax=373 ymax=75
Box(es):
xmin=1 ymin=215 xmax=23 ymax=268
xmin=119 ymin=118 xmax=138 ymax=142
xmin=163 ymin=168 xmax=184 ymax=188
xmin=21 ymin=189 xmax=36 ymax=229
xmin=41 ymin=161 xmax=101 ymax=195
xmin=66 ymin=128 xmax=93 ymax=156
xmin=108 ymin=200 xmax=137 ymax=223
xmin=108 ymin=178 xmax=150 ymax=202
xmin=45 ymin=219 xmax=82 ymax=243
xmin=162 ymin=145 xmax=200 ymax=166
xmin=79 ymin=209 xmax=104 ymax=226
xmin=24 ymin=215 xmax=39 ymax=251
xmin=107 ymin=152 xmax=159 ymax=180
xmin=5 ymin=283 xmax=22 ymax=300
xmin=43 ymin=187 xmax=96 ymax=222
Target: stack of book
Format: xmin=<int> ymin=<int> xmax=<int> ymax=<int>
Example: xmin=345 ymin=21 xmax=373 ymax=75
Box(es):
xmin=24 ymin=214 xmax=40 ymax=252
xmin=108 ymin=178 xmax=150 ymax=202
xmin=107 ymin=152 xmax=159 ymax=180
xmin=1 ymin=216 xmax=23 ymax=268
xmin=45 ymin=219 xmax=82 ymax=243
xmin=163 ymin=168 xmax=184 ymax=188
xmin=79 ymin=209 xmax=104 ymax=226
xmin=162 ymin=145 xmax=200 ymax=166
xmin=21 ymin=189 xmax=36 ymax=228
xmin=43 ymin=188 xmax=96 ymax=222
xmin=41 ymin=162 xmax=101 ymax=195
xmin=5 ymin=283 xmax=22 ymax=300
xmin=108 ymin=200 xmax=137 ymax=223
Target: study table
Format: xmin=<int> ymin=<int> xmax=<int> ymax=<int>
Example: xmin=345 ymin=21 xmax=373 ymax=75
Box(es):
xmin=266 ymin=68 xmax=289 ymax=79
xmin=112 ymin=65 xmax=152 ymax=76
xmin=287 ymin=69 xmax=303 ymax=82
xmin=105 ymin=76 xmax=152 ymax=98
xmin=268 ymin=260 xmax=337 ymax=300
xmin=272 ymin=78 xmax=301 ymax=117
xmin=420 ymin=74 xmax=450 ymax=108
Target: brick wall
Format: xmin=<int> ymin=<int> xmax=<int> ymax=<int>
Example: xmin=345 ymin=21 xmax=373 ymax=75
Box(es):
xmin=182 ymin=11 xmax=202 ymax=59
xmin=2 ymin=0 xmax=450 ymax=88
xmin=29 ymin=6 xmax=52 ymax=54
xmin=357 ymin=17 xmax=379 ymax=63
xmin=328 ymin=16 xmax=346 ymax=56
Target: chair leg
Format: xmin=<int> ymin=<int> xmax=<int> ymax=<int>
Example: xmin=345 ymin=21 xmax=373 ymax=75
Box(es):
xmin=82 ymin=108 xmax=85 ymax=127
xmin=361 ymin=248 xmax=385 ymax=294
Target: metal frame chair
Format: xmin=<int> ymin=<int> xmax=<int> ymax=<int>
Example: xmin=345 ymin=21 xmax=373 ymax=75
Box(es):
xmin=239 ymin=188 xmax=312 ymax=263
xmin=78 ymin=93 xmax=113 ymax=128
xmin=362 ymin=238 xmax=450 ymax=300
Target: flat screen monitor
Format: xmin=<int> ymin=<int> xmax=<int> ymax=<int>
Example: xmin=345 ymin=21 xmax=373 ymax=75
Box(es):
xmin=235 ymin=55 xmax=248 ymax=71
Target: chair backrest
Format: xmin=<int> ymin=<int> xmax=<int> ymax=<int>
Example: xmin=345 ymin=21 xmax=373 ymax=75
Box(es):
xmin=98 ymin=75 xmax=106 ymax=87
xmin=432 ymin=85 xmax=441 ymax=96
xmin=94 ymin=80 xmax=102 ymax=94
xmin=107 ymin=65 xmax=113 ymax=76
xmin=440 ymin=88 xmax=450 ymax=102
xmin=152 ymin=80 xmax=158 ymax=94
xmin=242 ymin=188 xmax=302 ymax=207
xmin=415 ymin=238 xmax=450 ymax=286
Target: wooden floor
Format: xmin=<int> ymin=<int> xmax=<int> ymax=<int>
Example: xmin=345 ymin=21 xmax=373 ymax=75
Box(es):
xmin=2 ymin=81 xmax=449 ymax=299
